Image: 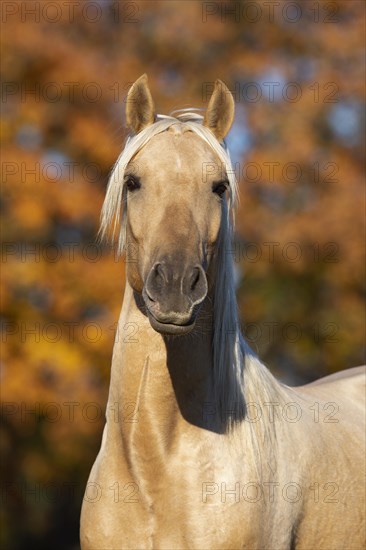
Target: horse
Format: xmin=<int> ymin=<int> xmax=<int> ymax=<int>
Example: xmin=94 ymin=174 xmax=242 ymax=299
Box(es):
xmin=80 ymin=75 xmax=365 ymax=549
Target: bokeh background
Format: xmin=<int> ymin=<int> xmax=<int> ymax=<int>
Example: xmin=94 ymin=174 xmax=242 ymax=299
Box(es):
xmin=1 ymin=0 xmax=365 ymax=548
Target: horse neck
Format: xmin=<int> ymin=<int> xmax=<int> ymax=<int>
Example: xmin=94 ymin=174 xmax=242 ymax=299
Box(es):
xmin=108 ymin=280 xmax=221 ymax=435
xmin=107 ymin=247 xmax=287 ymax=445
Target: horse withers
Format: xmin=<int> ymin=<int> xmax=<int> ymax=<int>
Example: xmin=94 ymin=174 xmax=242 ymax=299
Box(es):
xmin=80 ymin=75 xmax=365 ymax=549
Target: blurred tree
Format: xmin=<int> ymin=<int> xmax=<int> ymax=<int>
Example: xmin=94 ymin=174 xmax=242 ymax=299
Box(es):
xmin=1 ymin=1 xmax=364 ymax=547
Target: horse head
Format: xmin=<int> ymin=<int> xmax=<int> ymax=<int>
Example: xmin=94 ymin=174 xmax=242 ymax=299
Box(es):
xmin=104 ymin=74 xmax=236 ymax=335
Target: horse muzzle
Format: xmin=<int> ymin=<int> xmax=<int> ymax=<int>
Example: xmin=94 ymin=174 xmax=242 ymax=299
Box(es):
xmin=142 ymin=261 xmax=208 ymax=335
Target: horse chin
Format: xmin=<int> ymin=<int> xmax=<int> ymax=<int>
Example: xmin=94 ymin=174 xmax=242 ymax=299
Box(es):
xmin=147 ymin=312 xmax=196 ymax=336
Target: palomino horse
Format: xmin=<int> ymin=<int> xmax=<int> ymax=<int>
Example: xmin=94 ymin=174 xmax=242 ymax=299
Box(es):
xmin=80 ymin=75 xmax=365 ymax=549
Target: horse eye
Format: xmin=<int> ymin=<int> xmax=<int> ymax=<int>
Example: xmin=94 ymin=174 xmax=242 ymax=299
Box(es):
xmin=212 ymin=180 xmax=228 ymax=197
xmin=125 ymin=175 xmax=141 ymax=192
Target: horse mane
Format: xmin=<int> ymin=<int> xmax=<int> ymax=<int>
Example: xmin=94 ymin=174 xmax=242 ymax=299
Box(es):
xmin=99 ymin=112 xmax=287 ymax=436
xmin=212 ymin=198 xmax=287 ymax=434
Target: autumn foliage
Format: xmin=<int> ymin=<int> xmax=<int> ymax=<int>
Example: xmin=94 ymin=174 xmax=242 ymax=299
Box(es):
xmin=1 ymin=1 xmax=365 ymax=547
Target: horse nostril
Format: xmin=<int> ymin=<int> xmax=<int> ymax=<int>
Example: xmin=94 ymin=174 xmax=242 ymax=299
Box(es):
xmin=145 ymin=288 xmax=155 ymax=302
xmin=190 ymin=268 xmax=200 ymax=291
xmin=145 ymin=262 xmax=168 ymax=302
xmin=154 ymin=263 xmax=167 ymax=284
xmin=187 ymin=265 xmax=208 ymax=304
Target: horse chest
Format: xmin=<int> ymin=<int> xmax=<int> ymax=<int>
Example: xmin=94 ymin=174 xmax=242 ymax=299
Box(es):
xmin=122 ymin=426 xmax=270 ymax=549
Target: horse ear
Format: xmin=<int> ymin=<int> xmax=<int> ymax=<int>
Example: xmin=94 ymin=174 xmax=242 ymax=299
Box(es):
xmin=203 ymin=79 xmax=235 ymax=141
xmin=126 ymin=74 xmax=155 ymax=134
